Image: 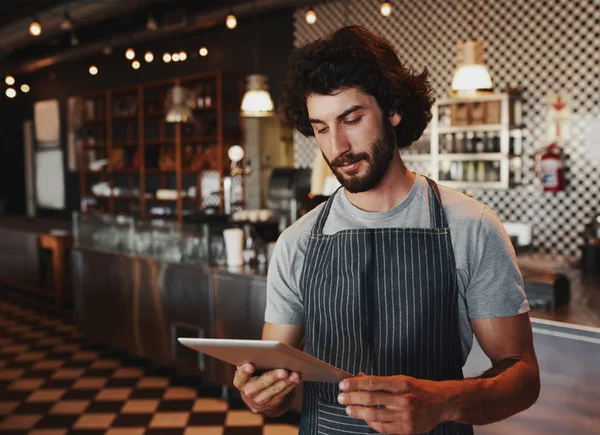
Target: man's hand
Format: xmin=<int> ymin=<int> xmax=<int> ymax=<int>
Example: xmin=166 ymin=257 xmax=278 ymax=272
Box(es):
xmin=233 ymin=363 xmax=301 ymax=415
xmin=338 ymin=374 xmax=450 ymax=435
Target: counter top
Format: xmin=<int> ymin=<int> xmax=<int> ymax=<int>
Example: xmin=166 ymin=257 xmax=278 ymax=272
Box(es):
xmin=0 ymin=216 xmax=71 ymax=235
xmin=518 ymin=255 xmax=600 ymax=329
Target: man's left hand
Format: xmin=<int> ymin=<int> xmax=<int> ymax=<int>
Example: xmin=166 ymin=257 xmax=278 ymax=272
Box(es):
xmin=338 ymin=375 xmax=452 ymax=435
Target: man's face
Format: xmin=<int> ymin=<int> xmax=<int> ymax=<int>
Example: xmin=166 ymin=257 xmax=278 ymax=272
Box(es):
xmin=307 ymin=88 xmax=400 ymax=193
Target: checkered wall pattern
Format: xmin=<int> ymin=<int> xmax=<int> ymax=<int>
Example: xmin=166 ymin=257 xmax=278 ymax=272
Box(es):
xmin=292 ymin=0 xmax=600 ymax=258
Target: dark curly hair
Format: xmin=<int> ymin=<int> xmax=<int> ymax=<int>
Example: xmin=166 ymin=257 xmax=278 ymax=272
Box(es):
xmin=278 ymin=25 xmax=435 ymax=149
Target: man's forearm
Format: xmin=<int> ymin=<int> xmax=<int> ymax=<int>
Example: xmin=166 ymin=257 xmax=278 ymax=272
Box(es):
xmin=441 ymin=358 xmax=540 ymax=426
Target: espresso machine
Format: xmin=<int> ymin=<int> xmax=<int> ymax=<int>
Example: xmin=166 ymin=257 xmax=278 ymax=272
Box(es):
xmin=267 ymin=167 xmax=312 ymax=230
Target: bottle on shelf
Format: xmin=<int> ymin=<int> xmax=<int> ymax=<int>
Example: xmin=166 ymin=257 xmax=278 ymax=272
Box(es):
xmin=195 ymin=84 xmax=205 ymax=108
xmin=204 ymin=82 xmax=213 ymax=108
xmin=476 ymin=161 xmax=486 ymax=182
xmin=439 ymin=106 xmax=451 ymax=127
xmin=488 ymin=161 xmax=501 ymax=182
xmin=455 ymin=133 xmax=465 ymax=153
xmin=474 ymin=133 xmax=485 ymax=153
xmin=439 ymin=160 xmax=451 ymax=181
xmin=464 ymin=132 xmax=475 ymax=153
xmin=465 ymin=161 xmax=476 ymax=182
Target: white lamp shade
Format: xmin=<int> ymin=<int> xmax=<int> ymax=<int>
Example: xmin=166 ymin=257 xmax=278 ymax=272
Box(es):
xmin=451 ymin=64 xmax=493 ymax=92
xmin=241 ymin=74 xmax=274 ymax=117
xmin=241 ymin=90 xmax=274 ymax=117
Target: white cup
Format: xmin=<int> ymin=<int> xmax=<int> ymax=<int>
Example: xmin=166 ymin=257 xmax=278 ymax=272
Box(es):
xmin=223 ymin=228 xmax=244 ymax=267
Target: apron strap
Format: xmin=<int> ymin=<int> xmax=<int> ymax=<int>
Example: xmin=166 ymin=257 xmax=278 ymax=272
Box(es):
xmin=311 ymin=186 xmax=342 ymax=234
xmin=425 ymin=177 xmax=449 ymax=229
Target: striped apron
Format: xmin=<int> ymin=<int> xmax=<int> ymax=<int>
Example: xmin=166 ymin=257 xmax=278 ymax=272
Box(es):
xmin=298 ymin=178 xmax=473 ymax=435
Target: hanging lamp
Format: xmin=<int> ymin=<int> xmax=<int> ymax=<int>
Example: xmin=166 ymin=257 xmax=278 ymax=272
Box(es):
xmin=241 ymin=1 xmax=274 ymax=117
xmin=450 ymin=41 xmax=493 ymax=96
xmin=450 ymin=0 xmax=493 ymax=96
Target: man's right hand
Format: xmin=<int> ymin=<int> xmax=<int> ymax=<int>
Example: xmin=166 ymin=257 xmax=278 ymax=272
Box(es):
xmin=233 ymin=363 xmax=301 ymax=415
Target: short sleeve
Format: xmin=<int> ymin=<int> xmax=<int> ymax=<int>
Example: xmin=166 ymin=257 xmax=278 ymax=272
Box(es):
xmin=465 ymin=206 xmax=530 ymax=319
xmin=264 ymin=234 xmax=305 ymax=324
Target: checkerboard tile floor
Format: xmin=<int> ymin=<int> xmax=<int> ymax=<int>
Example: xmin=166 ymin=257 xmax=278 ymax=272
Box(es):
xmin=0 ymin=297 xmax=300 ymax=434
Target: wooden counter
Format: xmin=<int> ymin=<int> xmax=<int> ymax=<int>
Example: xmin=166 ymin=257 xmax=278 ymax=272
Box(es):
xmin=518 ymin=254 xmax=600 ymax=328
xmin=0 ymin=216 xmax=73 ymax=306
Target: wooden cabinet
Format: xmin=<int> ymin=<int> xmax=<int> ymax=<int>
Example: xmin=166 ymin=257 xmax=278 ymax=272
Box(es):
xmin=78 ymin=71 xmax=245 ymax=224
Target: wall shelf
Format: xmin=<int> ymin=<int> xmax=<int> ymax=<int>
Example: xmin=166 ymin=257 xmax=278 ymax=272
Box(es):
xmin=77 ymin=71 xmax=246 ymax=224
xmin=412 ymin=92 xmax=524 ymax=190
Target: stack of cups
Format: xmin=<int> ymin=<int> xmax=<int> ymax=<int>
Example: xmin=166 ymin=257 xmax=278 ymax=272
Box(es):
xmin=223 ymin=228 xmax=244 ymax=267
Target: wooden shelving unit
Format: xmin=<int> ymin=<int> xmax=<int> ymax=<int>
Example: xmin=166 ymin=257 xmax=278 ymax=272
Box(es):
xmin=77 ymin=71 xmax=245 ymax=225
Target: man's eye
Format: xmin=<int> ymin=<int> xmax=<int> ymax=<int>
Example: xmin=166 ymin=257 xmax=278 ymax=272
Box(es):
xmin=317 ymin=127 xmax=329 ymax=134
xmin=345 ymin=117 xmax=362 ymax=125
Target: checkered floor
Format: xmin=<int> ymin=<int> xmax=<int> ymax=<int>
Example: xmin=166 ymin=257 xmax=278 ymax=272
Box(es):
xmin=0 ymin=293 xmax=300 ymax=434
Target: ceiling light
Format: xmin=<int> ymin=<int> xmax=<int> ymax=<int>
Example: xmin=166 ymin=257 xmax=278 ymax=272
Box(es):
xmin=172 ymin=53 xmax=180 ymax=62
xmin=5 ymin=75 xmax=15 ymax=86
xmin=146 ymin=12 xmax=158 ymax=31
xmin=163 ymin=53 xmax=171 ymax=63
xmin=199 ymin=47 xmax=208 ymax=57
xmin=70 ymin=32 xmax=79 ymax=46
xmin=60 ymin=10 xmax=73 ymax=30
xmin=21 ymin=84 xmax=30 ymax=93
xmin=29 ymin=18 xmax=42 ymax=36
xmin=132 ymin=60 xmax=141 ymax=70
xmin=305 ymin=8 xmax=317 ymax=24
xmin=144 ymin=51 xmax=154 ymax=63
xmin=226 ymin=14 xmax=237 ymax=29
xmin=89 ymin=65 xmax=98 ymax=75
xmin=241 ymin=74 xmax=274 ymax=117
xmin=451 ymin=41 xmax=493 ymax=96
xmin=6 ymin=88 xmax=16 ymax=98
xmin=103 ymin=45 xmax=112 ymax=55
xmin=179 ymin=51 xmax=187 ymax=61
xmin=125 ymin=48 xmax=135 ymax=60
xmin=165 ymin=86 xmax=193 ymax=123
xmin=380 ymin=2 xmax=392 ymax=17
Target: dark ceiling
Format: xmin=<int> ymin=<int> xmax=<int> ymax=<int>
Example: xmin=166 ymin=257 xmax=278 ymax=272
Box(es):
xmin=0 ymin=0 xmax=69 ymax=29
xmin=0 ymin=0 xmax=282 ymax=73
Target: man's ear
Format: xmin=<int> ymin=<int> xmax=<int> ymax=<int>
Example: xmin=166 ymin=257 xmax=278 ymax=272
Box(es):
xmin=388 ymin=111 xmax=402 ymax=127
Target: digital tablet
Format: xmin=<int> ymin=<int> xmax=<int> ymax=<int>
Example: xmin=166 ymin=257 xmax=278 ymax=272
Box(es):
xmin=177 ymin=338 xmax=352 ymax=382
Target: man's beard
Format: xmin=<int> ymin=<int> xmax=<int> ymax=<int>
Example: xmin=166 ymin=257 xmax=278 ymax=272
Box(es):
xmin=323 ymin=120 xmax=397 ymax=194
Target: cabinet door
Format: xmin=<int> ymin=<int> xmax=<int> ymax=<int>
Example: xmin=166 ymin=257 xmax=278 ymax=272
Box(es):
xmin=161 ymin=263 xmax=212 ymax=374
xmin=211 ymin=273 xmax=267 ymax=385
xmin=72 ymin=249 xmax=131 ymax=351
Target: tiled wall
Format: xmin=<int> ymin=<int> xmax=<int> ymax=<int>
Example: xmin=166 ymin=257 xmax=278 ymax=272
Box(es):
xmin=292 ymin=0 xmax=600 ymax=258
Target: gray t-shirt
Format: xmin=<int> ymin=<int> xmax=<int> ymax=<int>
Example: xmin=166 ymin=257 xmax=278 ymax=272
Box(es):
xmin=265 ymin=173 xmax=530 ymax=363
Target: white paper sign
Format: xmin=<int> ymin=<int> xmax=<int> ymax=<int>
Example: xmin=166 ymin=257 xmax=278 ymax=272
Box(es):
xmin=35 ymin=149 xmax=65 ymax=210
xmin=34 ymin=99 xmax=61 ymax=147
xmin=547 ymin=92 xmax=572 ymax=142
xmin=586 ymin=120 xmax=600 ymax=162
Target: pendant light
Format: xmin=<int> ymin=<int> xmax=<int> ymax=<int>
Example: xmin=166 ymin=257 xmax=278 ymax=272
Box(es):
xmin=165 ymin=86 xmax=193 ymax=123
xmin=241 ymin=1 xmax=274 ymax=117
xmin=450 ymin=41 xmax=493 ymax=95
xmin=450 ymin=0 xmax=493 ymax=96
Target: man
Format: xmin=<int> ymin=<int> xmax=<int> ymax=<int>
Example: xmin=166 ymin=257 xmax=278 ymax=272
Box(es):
xmin=233 ymin=25 xmax=540 ymax=435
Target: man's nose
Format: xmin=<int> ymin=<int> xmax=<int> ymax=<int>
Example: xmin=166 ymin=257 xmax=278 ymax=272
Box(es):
xmin=330 ymin=127 xmax=351 ymax=158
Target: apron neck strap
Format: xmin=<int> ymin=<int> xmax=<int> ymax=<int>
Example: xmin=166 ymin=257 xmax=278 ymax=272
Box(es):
xmin=311 ymin=186 xmax=342 ymax=234
xmin=425 ymin=177 xmax=449 ymax=229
